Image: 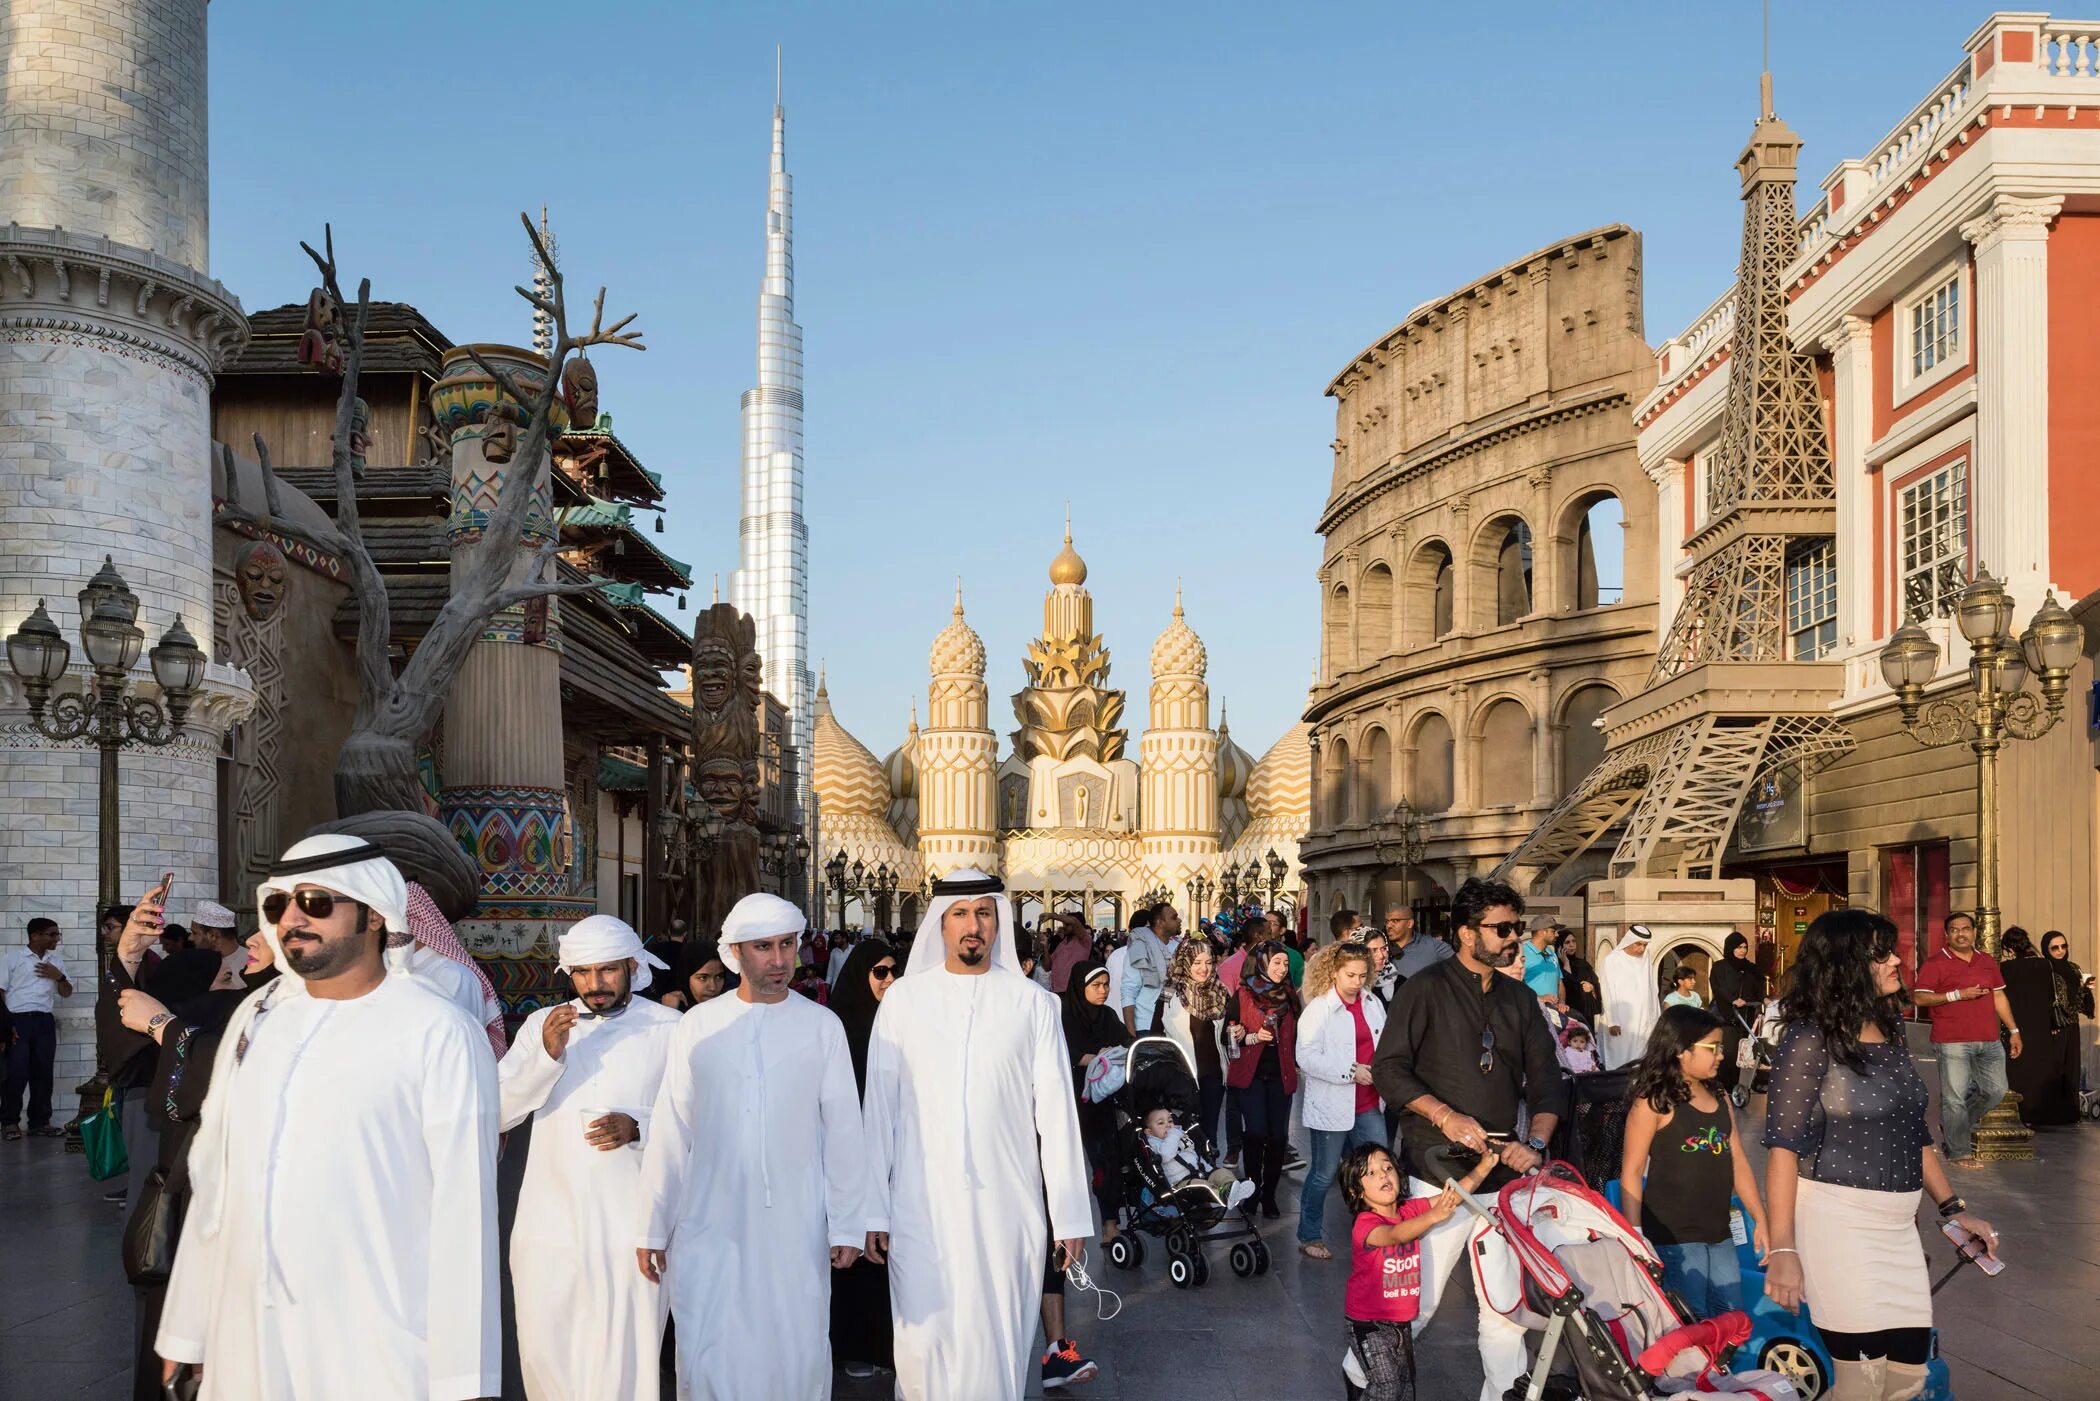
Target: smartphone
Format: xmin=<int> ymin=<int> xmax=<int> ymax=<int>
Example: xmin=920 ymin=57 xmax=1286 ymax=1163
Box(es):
xmin=148 ymin=871 xmax=174 ymax=909
xmin=1940 ymin=1220 xmax=2006 ymax=1277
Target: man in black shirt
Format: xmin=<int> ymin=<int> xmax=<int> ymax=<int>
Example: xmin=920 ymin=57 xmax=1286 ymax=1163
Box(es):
xmin=1372 ymin=877 xmax=1568 ymax=1401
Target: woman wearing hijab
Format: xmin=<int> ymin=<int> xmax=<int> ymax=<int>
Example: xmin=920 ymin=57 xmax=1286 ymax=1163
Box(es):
xmin=1060 ymin=960 xmax=1130 ymax=1245
xmin=1226 ymin=939 xmax=1300 ymax=1218
xmin=114 ymin=920 xmax=280 ymax=1400
xmin=1160 ymin=938 xmax=1232 ymax=1155
xmin=2002 ymin=927 xmax=2086 ymax=1125
xmin=828 ymin=937 xmax=899 ymax=1380
xmin=1555 ymin=928 xmax=1604 ymax=1027
xmin=1708 ymin=931 xmax=1767 ymax=1098
xmin=667 ymin=939 xmax=735 ymax=1010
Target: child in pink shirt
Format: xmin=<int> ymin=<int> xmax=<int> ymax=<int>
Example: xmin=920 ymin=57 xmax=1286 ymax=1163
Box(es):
xmin=1339 ymin=1143 xmax=1491 ymax=1400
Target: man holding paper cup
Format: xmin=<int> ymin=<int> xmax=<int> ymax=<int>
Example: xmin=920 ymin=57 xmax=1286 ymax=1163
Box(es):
xmin=499 ymin=915 xmax=681 ymax=1400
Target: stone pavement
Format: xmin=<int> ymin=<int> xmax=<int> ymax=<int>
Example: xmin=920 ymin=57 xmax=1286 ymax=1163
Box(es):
xmin=5 ymin=1052 xmax=2098 ymax=1401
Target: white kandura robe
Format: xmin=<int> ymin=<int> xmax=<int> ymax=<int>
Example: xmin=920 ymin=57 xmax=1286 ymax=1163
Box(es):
xmin=501 ymin=997 xmax=683 ymax=1401
xmin=1599 ymin=944 xmax=1659 ymax=1069
xmin=862 ymin=966 xmax=1092 ymax=1401
xmin=157 ymin=973 xmax=500 ymax=1401
xmin=638 ymin=991 xmax=865 ymax=1401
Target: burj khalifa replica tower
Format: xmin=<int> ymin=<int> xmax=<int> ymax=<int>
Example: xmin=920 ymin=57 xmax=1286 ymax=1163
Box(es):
xmin=733 ymin=59 xmax=813 ymax=839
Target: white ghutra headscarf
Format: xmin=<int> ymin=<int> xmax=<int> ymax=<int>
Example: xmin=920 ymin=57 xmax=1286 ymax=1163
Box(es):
xmin=903 ymin=869 xmax=1022 ymax=977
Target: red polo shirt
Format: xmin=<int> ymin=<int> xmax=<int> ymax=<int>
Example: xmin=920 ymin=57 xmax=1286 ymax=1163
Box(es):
xmin=1914 ymin=948 xmax=2005 ymax=1044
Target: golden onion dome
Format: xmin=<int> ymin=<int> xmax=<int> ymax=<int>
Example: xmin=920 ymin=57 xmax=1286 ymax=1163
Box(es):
xmin=1247 ymin=721 xmax=1313 ymax=820
xmin=929 ymin=583 xmax=986 ymax=677
xmin=1049 ymin=525 xmax=1088 ymax=587
xmin=812 ymin=683 xmax=892 ymax=819
xmin=1150 ymin=585 xmax=1207 ymax=680
xmin=883 ymin=706 xmax=920 ymax=800
xmin=1216 ymin=704 xmax=1255 ymax=801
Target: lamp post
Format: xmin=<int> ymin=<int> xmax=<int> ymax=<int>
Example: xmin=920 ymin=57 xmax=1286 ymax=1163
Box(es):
xmin=7 ymin=559 xmax=206 ymax=990
xmin=1186 ymin=872 xmax=1212 ymax=922
xmin=1219 ymin=862 xmax=1241 ymax=910
xmin=1375 ymin=799 xmax=1427 ymax=925
xmin=1879 ymin=570 xmax=2080 ymax=954
xmin=1263 ymin=847 xmax=1288 ymax=912
xmin=824 ymin=849 xmax=849 ymax=931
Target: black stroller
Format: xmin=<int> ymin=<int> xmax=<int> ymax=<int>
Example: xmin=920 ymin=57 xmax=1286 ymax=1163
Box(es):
xmin=1101 ymin=1036 xmax=1270 ymax=1288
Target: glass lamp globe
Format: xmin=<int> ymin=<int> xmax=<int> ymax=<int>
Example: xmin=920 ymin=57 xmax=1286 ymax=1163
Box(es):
xmin=1879 ymin=619 xmax=1941 ymax=692
xmin=149 ymin=616 xmax=207 ymax=697
xmin=2021 ymin=592 xmax=2082 ymax=675
xmin=6 ymin=601 xmax=72 ymax=684
xmin=82 ymin=595 xmax=145 ymax=672
xmin=1954 ymin=570 xmax=2014 ymax=644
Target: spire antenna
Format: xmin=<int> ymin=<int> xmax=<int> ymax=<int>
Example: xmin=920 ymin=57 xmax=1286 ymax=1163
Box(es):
xmin=775 ymin=44 xmax=782 ymax=107
xmin=1760 ymin=0 xmax=1774 ymax=118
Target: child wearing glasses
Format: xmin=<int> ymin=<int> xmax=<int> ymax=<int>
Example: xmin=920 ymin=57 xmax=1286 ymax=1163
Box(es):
xmin=1618 ymin=1005 xmax=1768 ymax=1317
xmin=1338 ymin=1142 xmax=1492 ymax=1401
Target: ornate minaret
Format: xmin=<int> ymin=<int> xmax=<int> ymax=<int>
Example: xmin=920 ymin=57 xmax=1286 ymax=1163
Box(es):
xmin=918 ymin=584 xmax=999 ymax=879
xmin=731 ymin=54 xmax=813 ymax=834
xmin=1141 ymin=585 xmax=1221 ymax=889
xmin=0 ymin=1 xmax=250 ymax=952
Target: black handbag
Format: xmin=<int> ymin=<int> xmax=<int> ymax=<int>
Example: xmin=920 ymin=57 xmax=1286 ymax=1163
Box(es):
xmin=123 ymin=1166 xmax=183 ymax=1286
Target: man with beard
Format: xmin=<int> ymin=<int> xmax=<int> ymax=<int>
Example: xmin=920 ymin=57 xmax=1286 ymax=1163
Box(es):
xmin=1373 ymin=877 xmax=1566 ymax=1401
xmin=157 ymin=834 xmax=499 ymax=1400
xmin=1598 ymin=924 xmax=1660 ymax=1070
xmin=638 ymin=894 xmax=864 ymax=1399
xmin=862 ymin=870 xmax=1092 ymax=1401
xmin=501 ymin=916 xmax=679 ymax=1400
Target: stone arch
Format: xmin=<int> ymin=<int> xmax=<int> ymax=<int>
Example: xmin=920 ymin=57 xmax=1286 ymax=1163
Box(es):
xmin=1402 ymin=539 xmax=1455 ymax=648
xmin=1324 ymin=580 xmax=1353 ymax=677
xmin=1321 ymin=733 xmax=1353 ymax=827
xmin=1360 ymin=724 xmax=1393 ymax=821
xmin=1557 ymin=488 xmax=1626 ymax=611
xmin=1474 ymin=696 xmax=1535 ymax=808
xmin=1408 ymin=710 xmax=1455 ymax=814
xmin=1358 ymin=561 xmax=1395 ymax=661
xmin=1471 ymin=512 xmax=1534 ymax=628
xmin=1558 ymin=682 xmax=1620 ymax=792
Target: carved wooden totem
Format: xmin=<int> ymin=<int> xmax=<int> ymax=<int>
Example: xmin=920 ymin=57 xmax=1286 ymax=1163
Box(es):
xmin=688 ymin=603 xmax=763 ymax=938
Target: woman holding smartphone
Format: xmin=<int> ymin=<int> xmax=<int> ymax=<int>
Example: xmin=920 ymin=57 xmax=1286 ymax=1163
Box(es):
xmin=1762 ymin=909 xmax=1999 ymax=1401
xmin=1226 ymin=939 xmax=1300 ymax=1219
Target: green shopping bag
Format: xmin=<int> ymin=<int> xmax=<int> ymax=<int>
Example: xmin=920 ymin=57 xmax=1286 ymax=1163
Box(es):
xmin=81 ymin=1086 xmax=128 ymax=1182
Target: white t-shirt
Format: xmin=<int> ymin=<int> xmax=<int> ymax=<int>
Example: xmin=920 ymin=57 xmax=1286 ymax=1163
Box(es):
xmin=1 ymin=946 xmax=70 ymax=1015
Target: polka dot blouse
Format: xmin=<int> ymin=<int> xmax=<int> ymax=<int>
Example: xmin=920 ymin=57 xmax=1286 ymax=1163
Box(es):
xmin=1762 ymin=1022 xmax=1930 ymax=1193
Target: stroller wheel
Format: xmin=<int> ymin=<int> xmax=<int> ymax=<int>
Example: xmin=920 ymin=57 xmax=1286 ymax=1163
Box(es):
xmin=1730 ymin=1084 xmax=1750 ymax=1109
xmin=1229 ymin=1242 xmax=1258 ymax=1278
xmin=1251 ymin=1239 xmax=1271 ymax=1275
xmin=1105 ymin=1232 xmax=1142 ymax=1271
xmin=1167 ymin=1250 xmax=1195 ymax=1289
xmin=1188 ymin=1251 xmax=1211 ymax=1287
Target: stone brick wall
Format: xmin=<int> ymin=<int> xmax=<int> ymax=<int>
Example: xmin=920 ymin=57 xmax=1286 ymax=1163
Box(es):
xmin=0 ymin=0 xmax=211 ymax=269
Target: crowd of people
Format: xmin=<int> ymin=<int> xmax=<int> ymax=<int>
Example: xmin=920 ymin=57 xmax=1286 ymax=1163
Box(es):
xmin=4 ymin=844 xmax=2091 ymax=1401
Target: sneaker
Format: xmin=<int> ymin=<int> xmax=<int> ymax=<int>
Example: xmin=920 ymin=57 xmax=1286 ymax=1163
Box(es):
xmin=1041 ymin=1338 xmax=1098 ymax=1389
xmin=841 ymin=1361 xmax=878 ymax=1379
xmin=1 ymin=1126 xmax=21 ymax=1141
xmin=102 ymin=1188 xmax=128 ymax=1204
xmin=30 ymin=1125 xmax=64 ymax=1138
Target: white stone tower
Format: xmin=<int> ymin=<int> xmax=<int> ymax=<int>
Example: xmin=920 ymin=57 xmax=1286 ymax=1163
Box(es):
xmin=917 ymin=585 xmax=1000 ymax=879
xmin=1140 ymin=586 xmax=1221 ymax=890
xmin=0 ymin=0 xmax=249 ymax=940
xmin=731 ymin=54 xmax=813 ymax=834
xmin=0 ymin=0 xmax=250 ymax=1092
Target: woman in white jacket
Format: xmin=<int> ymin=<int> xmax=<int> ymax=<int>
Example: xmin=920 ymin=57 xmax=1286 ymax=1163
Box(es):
xmin=1159 ymin=939 xmax=1234 ymax=1155
xmin=1294 ymin=941 xmax=1386 ymax=1260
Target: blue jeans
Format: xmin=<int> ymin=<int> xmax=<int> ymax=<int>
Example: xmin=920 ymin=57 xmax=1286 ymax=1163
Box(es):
xmin=1936 ymin=1039 xmax=2008 ymax=1161
xmin=1298 ymin=1107 xmax=1386 ymax=1244
xmin=1656 ymin=1240 xmax=1743 ymax=1319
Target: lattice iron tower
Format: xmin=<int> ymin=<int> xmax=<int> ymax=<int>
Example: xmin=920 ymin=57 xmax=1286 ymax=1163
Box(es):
xmin=1497 ymin=73 xmax=1852 ymax=889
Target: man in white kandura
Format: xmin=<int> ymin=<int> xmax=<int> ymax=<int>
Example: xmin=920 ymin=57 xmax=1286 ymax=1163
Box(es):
xmin=157 ymin=834 xmax=499 ymax=1401
xmin=862 ymin=870 xmax=1093 ymax=1401
xmin=501 ymin=915 xmax=680 ymax=1401
xmin=637 ymin=894 xmax=865 ymax=1400
xmin=1598 ymin=923 xmax=1660 ymax=1070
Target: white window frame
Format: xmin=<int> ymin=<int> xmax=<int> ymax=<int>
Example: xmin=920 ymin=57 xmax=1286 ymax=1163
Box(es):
xmin=1895 ymin=457 xmax=1969 ymax=623
xmin=1785 ymin=539 xmax=1838 ymax=660
xmin=1893 ymin=257 xmax=1968 ymax=407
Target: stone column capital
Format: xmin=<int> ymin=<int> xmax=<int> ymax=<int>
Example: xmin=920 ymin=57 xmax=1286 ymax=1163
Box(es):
xmin=1818 ymin=313 xmax=1875 ymax=360
xmin=1960 ymin=195 xmax=2064 ymax=252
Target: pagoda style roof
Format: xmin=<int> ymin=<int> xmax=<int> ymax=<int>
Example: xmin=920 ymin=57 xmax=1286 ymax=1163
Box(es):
xmin=226 ymin=302 xmax=453 ymax=378
xmin=557 ymin=416 xmax=665 ymax=507
xmin=558 ymin=497 xmax=692 ymax=593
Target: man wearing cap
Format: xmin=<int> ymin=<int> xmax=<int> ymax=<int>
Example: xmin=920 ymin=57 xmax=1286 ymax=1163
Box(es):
xmin=501 ymin=915 xmax=680 ymax=1400
xmin=156 ymin=834 xmax=501 ymax=1401
xmin=190 ymin=900 xmax=244 ymax=979
xmin=861 ymin=870 xmax=1092 ymax=1401
xmin=1599 ymin=924 xmax=1660 ymax=1069
xmin=637 ymin=893 xmax=865 ymax=1400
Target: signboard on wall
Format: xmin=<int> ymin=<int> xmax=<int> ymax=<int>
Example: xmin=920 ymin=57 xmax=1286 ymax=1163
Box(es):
xmin=1729 ymin=762 xmax=1807 ymax=856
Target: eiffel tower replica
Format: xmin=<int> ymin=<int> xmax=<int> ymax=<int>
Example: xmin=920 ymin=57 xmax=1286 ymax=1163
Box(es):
xmin=1498 ymin=72 xmax=1854 ymax=892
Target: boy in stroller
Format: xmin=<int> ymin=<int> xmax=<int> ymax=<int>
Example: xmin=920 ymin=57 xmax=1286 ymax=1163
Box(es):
xmin=1142 ymin=1106 xmax=1254 ymax=1209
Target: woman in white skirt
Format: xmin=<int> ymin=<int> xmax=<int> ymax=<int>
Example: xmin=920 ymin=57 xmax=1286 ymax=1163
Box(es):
xmin=1762 ymin=909 xmax=2001 ymax=1401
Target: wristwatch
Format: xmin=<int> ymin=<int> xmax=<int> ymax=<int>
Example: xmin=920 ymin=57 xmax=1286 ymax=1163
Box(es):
xmin=1525 ymin=1135 xmax=1549 ymax=1156
xmin=146 ymin=1011 xmax=175 ymax=1038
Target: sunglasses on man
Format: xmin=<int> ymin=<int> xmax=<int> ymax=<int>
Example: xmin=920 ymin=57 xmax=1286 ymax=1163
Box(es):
xmin=261 ymin=889 xmax=358 ymax=924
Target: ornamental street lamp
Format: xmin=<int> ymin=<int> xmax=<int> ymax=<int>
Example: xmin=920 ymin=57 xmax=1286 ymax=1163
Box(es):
xmin=1186 ymin=872 xmax=1213 ymax=922
xmin=1264 ymin=847 xmax=1289 ymax=912
xmin=824 ymin=849 xmax=849 ymax=931
xmin=7 ymin=562 xmax=206 ymax=957
xmin=1879 ymin=570 xmax=2079 ymax=954
xmin=1375 ymin=799 xmax=1428 ymax=924
xmin=1219 ymin=862 xmax=1242 ymax=909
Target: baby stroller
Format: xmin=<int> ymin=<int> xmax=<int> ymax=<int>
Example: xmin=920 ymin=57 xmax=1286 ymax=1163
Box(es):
xmin=1428 ymin=1152 xmax=1802 ymax=1401
xmin=1727 ymin=1005 xmax=1778 ymax=1109
xmin=1101 ymin=1036 xmax=1270 ymax=1288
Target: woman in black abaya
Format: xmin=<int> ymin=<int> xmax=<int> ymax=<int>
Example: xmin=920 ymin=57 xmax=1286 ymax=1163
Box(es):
xmin=1708 ymin=931 xmax=1767 ymax=1097
xmin=2004 ymin=927 xmax=2088 ymax=1125
xmin=828 ymin=937 xmax=900 ymax=1378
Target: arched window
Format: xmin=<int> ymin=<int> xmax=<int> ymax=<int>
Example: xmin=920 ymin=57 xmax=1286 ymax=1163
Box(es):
xmin=1477 ymin=699 xmax=1534 ymax=807
xmin=1324 ymin=583 xmax=1353 ymax=677
xmin=1404 ymin=541 xmax=1455 ymax=647
xmin=1410 ymin=713 xmax=1454 ymax=814
xmin=1359 ymin=563 xmax=1394 ymax=660
xmin=1361 ymin=727 xmax=1393 ymax=820
xmin=1322 ymin=735 xmax=1353 ymax=827
xmin=1495 ymin=520 xmax=1533 ymax=624
xmin=1567 ymin=492 xmax=1625 ymax=610
xmin=1559 ymin=684 xmax=1618 ymax=792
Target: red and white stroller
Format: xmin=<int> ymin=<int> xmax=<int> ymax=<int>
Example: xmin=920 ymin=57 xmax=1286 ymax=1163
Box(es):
xmin=1387 ymin=1154 xmax=1801 ymax=1401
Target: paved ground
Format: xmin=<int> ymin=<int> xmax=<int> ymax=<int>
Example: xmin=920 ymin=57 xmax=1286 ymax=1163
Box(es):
xmin=5 ymin=1042 xmax=2097 ymax=1400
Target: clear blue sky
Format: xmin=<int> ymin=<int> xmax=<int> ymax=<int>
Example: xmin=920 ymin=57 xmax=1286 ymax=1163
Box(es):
xmin=207 ymin=1 xmax=1991 ymax=757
